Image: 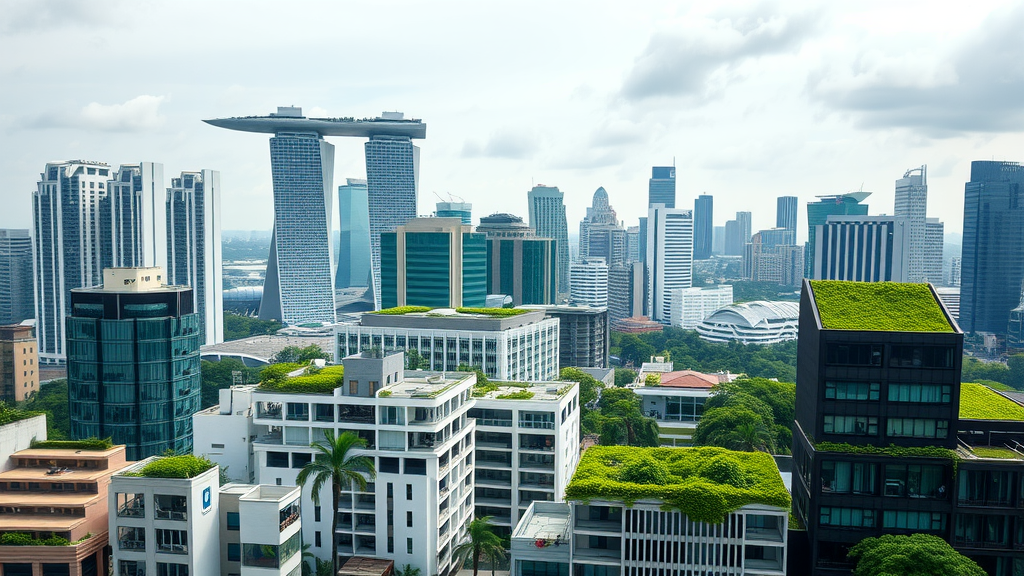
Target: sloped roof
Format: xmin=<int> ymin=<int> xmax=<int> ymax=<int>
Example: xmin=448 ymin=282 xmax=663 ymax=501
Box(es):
xmin=659 ymin=370 xmax=723 ymax=388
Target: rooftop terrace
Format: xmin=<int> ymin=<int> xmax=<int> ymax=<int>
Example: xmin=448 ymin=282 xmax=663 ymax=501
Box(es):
xmin=471 ymin=380 xmax=575 ymax=401
xmin=378 ymin=373 xmax=474 ymax=399
xmin=809 ymin=280 xmax=954 ymax=332
xmin=371 ymin=306 xmax=528 ymax=318
xmin=959 ymin=382 xmax=1024 ymax=421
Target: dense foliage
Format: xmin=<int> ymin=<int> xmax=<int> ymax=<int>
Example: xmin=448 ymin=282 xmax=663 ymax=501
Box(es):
xmin=613 ymin=329 xmax=796 ymax=382
xmin=22 ymin=379 xmax=70 ymax=440
xmin=455 ymin=307 xmax=527 ymax=317
xmin=693 ymin=378 xmax=795 ymax=454
xmin=959 ymin=382 xmax=1024 ymax=421
xmin=815 ymin=442 xmax=958 ymax=462
xmin=127 ymin=455 xmax=215 ymax=479
xmin=613 ymin=368 xmax=637 ymax=387
xmin=558 ymin=368 xmax=658 ymax=447
xmin=809 ymin=281 xmax=952 ymax=332
xmin=32 ymin=438 xmax=112 ymax=450
xmin=372 ymin=306 xmax=432 ymax=315
xmin=201 ymin=358 xmax=262 ymax=408
xmin=0 ymin=403 xmax=42 ymax=426
xmin=0 ymin=532 xmax=71 ymax=546
xmin=223 ymin=312 xmax=282 ymax=341
xmin=848 ymin=534 xmax=985 ymax=576
xmin=495 ymin=390 xmax=535 ymax=400
xmin=565 ymin=446 xmax=790 ymax=524
xmin=271 ymin=345 xmax=330 ymax=364
xmin=258 ymin=364 xmax=345 ymax=394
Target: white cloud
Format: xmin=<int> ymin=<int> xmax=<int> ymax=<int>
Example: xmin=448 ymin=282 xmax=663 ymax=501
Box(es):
xmin=20 ymin=95 xmax=167 ymax=133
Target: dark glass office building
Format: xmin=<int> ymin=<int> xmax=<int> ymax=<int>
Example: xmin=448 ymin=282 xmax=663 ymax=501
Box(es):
xmin=693 ymin=194 xmax=713 ymax=260
xmin=67 ymin=269 xmax=201 ymax=460
xmin=960 ymin=161 xmax=1024 ymax=334
xmin=792 ymin=280 xmax=1024 ymax=576
xmin=648 ymin=166 xmax=676 ymax=209
xmin=805 ymin=192 xmax=870 ymax=277
xmin=0 ymin=229 xmax=33 ymax=325
xmin=777 ymin=195 xmax=798 ymax=244
xmin=477 ymin=214 xmax=557 ymax=306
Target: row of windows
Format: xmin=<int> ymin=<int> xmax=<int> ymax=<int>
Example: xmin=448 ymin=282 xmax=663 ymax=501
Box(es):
xmin=825 ymin=381 xmax=952 ymax=403
xmin=821 ymin=461 xmax=946 ymax=498
xmin=822 ymin=415 xmax=949 ymax=439
xmin=825 ymin=344 xmax=955 ymax=368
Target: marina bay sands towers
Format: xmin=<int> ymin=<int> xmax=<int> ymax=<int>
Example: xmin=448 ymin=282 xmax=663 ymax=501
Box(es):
xmin=205 ymin=107 xmax=424 ymax=322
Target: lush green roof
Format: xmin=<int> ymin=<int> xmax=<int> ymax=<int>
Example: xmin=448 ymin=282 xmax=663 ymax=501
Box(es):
xmin=31 ymin=438 xmax=113 ymax=451
xmin=257 ymin=364 xmax=345 ymax=394
xmin=809 ymin=281 xmax=953 ymax=332
xmin=966 ymin=446 xmax=1022 ymax=460
xmin=0 ymin=403 xmax=43 ymax=426
xmin=564 ymin=446 xmax=790 ymax=524
xmin=959 ymin=383 xmax=1024 ymax=421
xmin=123 ymin=455 xmax=215 ymax=479
xmin=371 ymin=306 xmax=527 ymax=317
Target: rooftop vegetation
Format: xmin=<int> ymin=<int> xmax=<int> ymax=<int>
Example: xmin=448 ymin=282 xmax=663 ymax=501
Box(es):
xmin=0 ymin=403 xmax=43 ymax=426
xmin=257 ymin=363 xmax=345 ymax=394
xmin=0 ymin=532 xmax=72 ymax=546
xmin=815 ymin=442 xmax=958 ymax=462
xmin=959 ymin=383 xmax=1024 ymax=421
xmin=564 ymin=446 xmax=790 ymax=524
xmin=30 ymin=438 xmax=113 ymax=451
xmin=455 ymin=307 xmax=527 ymax=317
xmin=496 ymin=390 xmax=535 ymax=400
xmin=967 ymin=446 xmax=1022 ymax=460
xmin=371 ymin=306 xmax=432 ymax=315
xmin=123 ymin=455 xmax=215 ymax=479
xmin=809 ymin=280 xmax=952 ymax=332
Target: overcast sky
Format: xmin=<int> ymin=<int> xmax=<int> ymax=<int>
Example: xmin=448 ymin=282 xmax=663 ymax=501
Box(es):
xmin=3 ymin=0 xmax=1023 ymax=243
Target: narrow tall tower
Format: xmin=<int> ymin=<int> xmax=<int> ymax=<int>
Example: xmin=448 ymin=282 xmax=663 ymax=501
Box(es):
xmin=776 ymin=195 xmax=798 ymax=245
xmin=166 ymin=169 xmax=224 ymax=345
xmin=528 ymin=185 xmax=569 ymax=299
xmin=366 ymin=127 xmax=419 ymax=309
xmin=107 ymin=162 xmax=166 ymax=270
xmin=647 ymin=205 xmax=693 ymax=323
xmin=894 ymin=165 xmax=928 ymax=282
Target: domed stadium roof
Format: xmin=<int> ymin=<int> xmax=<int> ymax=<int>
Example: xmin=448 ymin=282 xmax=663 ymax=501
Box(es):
xmin=702 ymin=301 xmax=799 ymax=328
xmin=696 ymin=301 xmax=800 ymax=345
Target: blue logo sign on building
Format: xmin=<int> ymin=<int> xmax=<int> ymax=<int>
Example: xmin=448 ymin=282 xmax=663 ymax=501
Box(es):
xmin=202 ymin=486 xmax=212 ymax=514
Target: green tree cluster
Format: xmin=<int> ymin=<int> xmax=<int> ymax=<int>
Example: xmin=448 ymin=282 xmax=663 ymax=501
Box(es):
xmin=223 ymin=312 xmax=283 ymax=341
xmin=613 ymin=368 xmax=637 ymax=387
xmin=961 ymin=354 xmax=1024 ymax=390
xmin=271 ymin=345 xmax=329 ymax=364
xmin=692 ymin=378 xmax=795 ymax=454
xmin=613 ymin=328 xmax=796 ymax=383
xmin=200 ymin=359 xmax=263 ymax=408
xmin=454 ymin=517 xmax=505 ymax=576
xmin=848 ymin=534 xmax=985 ymax=576
xmin=22 ymin=379 xmax=70 ymax=440
xmin=559 ymin=368 xmax=658 ymax=447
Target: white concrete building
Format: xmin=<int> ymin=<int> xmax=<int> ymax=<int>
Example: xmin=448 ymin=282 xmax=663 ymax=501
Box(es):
xmin=194 ymin=385 xmax=259 ymax=483
xmin=109 ymin=457 xmax=222 ymax=576
xmin=646 ymin=205 xmax=694 ymax=324
xmin=468 ymin=380 xmax=581 ymax=535
xmin=695 ymin=301 xmax=800 ymax=345
xmin=247 ymin=352 xmax=475 ymax=576
xmin=335 ymin=308 xmax=559 ymax=381
xmin=218 ymin=483 xmax=303 ymax=576
xmin=0 ymin=413 xmax=46 ymax=472
xmin=569 ymin=258 xmax=608 ymax=308
xmin=669 ymin=285 xmax=733 ymax=329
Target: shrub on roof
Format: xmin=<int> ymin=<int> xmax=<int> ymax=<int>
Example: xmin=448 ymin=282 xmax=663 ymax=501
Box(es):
xmin=455 ymin=307 xmax=527 ymax=317
xmin=809 ymin=280 xmax=952 ymax=332
xmin=258 ymin=363 xmax=344 ymax=394
xmin=564 ymin=446 xmax=790 ymax=524
xmin=495 ymin=390 xmax=534 ymax=400
xmin=959 ymin=382 xmax=1024 ymax=421
xmin=372 ymin=306 xmax=432 ymax=315
xmin=0 ymin=403 xmax=42 ymax=426
xmin=31 ymin=438 xmax=113 ymax=451
xmin=127 ymin=455 xmax=215 ymax=479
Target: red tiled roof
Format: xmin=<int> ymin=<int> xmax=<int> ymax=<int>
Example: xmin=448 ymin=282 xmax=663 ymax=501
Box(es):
xmin=658 ymin=370 xmax=723 ymax=388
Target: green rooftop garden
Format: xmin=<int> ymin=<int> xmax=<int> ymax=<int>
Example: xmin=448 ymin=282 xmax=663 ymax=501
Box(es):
xmin=564 ymin=446 xmax=790 ymax=524
xmin=967 ymin=446 xmax=1022 ymax=460
xmin=371 ymin=306 xmax=432 ymax=315
xmin=123 ymin=455 xmax=215 ymax=479
xmin=809 ymin=280 xmax=953 ymax=332
xmin=0 ymin=403 xmax=43 ymax=426
xmin=30 ymin=438 xmax=113 ymax=451
xmin=257 ymin=363 xmax=344 ymax=394
xmin=370 ymin=306 xmax=527 ymax=317
xmin=959 ymin=383 xmax=1024 ymax=421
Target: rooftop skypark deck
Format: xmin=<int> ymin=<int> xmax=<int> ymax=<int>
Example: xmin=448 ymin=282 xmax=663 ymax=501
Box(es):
xmin=809 ymin=280 xmax=955 ymax=332
xmin=204 ymin=108 xmax=426 ymax=138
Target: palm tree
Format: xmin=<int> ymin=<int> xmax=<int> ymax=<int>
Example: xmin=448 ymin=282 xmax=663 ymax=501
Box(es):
xmin=454 ymin=516 xmax=505 ymax=576
xmin=297 ymin=430 xmax=376 ymax=576
xmin=724 ymin=421 xmax=776 ymax=453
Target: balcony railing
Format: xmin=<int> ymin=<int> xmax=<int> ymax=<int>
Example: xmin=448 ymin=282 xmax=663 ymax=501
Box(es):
xmin=518 ymin=420 xmax=555 ymax=430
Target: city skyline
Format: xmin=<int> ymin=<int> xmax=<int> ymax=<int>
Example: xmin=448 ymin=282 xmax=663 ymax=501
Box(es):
xmin=3 ymin=2 xmax=1024 ymax=241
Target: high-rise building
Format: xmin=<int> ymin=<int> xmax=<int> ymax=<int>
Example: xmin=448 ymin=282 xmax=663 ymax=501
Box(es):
xmin=712 ymin=225 xmax=725 ymax=255
xmin=204 ymin=107 xmax=426 ymax=318
xmin=337 ymin=178 xmax=371 ymax=288
xmin=33 ymin=160 xmax=113 ymax=364
xmin=647 ymin=205 xmax=694 ymax=323
xmin=723 ymin=219 xmax=743 ymax=256
xmin=638 ymin=217 xmax=648 ymax=264
xmin=569 ymin=258 xmax=608 ymax=308
xmin=812 ymin=216 xmax=909 ymax=282
xmin=0 ymin=324 xmax=37 ymax=403
xmin=745 ymin=229 xmax=804 ymax=285
xmin=894 ymin=165 xmax=928 ymax=282
xmin=107 ymin=162 xmax=167 ymax=270
xmin=166 ymin=169 xmax=224 ymax=345
xmin=924 ymin=217 xmax=944 ymax=284
xmin=607 ymin=262 xmax=645 ymax=324
xmin=477 ymin=213 xmax=557 ymax=306
xmin=578 ymin=187 xmax=625 ymax=266
xmin=693 ymin=194 xmax=714 ymax=259
xmin=528 ymin=185 xmax=569 ymax=298
xmin=435 ymin=201 xmax=472 ymax=225
xmin=648 ymin=166 xmax=676 ymax=208
xmin=625 ymin=225 xmax=640 ymax=263
xmin=67 ymin=268 xmax=201 ymax=460
xmin=0 ymin=229 xmax=33 ymax=325
xmin=960 ymin=161 xmax=1024 ymax=334
xmin=523 ymin=305 xmax=609 ymax=369
xmin=777 ymin=195 xmax=798 ymax=244
xmin=736 ymin=211 xmax=752 ymax=248
xmin=669 ymin=285 xmax=733 ymax=329
xmin=949 ymin=256 xmax=962 ymax=287
xmin=805 ymin=192 xmax=871 ymax=277
xmin=380 ymin=217 xmax=486 ymax=309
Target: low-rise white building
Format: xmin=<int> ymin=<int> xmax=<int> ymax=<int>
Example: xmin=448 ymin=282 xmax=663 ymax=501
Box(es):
xmin=670 ymin=285 xmax=733 ymax=329
xmin=468 ymin=380 xmax=581 ymax=535
xmin=194 ymin=385 xmax=258 ymax=483
xmin=695 ymin=301 xmax=799 ymax=345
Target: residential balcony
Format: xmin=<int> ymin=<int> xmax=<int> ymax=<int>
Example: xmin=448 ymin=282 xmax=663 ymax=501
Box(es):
xmin=573 ymin=519 xmax=620 ymax=534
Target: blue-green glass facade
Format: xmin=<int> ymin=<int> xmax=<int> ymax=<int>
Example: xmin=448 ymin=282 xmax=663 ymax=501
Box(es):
xmin=485 ymin=237 xmax=557 ymax=306
xmin=461 ymin=232 xmax=487 ymax=307
xmin=66 ymin=287 xmax=201 ymax=460
xmin=380 ymin=230 xmax=487 ymax=309
xmin=405 ymin=232 xmax=452 ymax=308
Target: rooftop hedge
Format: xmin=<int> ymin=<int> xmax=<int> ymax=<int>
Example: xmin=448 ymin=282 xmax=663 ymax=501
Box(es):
xmin=371 ymin=306 xmax=432 ymax=315
xmin=809 ymin=281 xmax=952 ymax=332
xmin=258 ymin=364 xmax=345 ymax=394
xmin=0 ymin=403 xmax=43 ymax=426
xmin=31 ymin=438 xmax=113 ymax=451
xmin=496 ymin=390 xmax=535 ymax=400
xmin=959 ymin=383 xmax=1024 ymax=421
xmin=455 ymin=307 xmax=527 ymax=317
xmin=815 ymin=442 xmax=958 ymax=461
xmin=564 ymin=446 xmax=790 ymax=524
xmin=123 ymin=455 xmax=215 ymax=479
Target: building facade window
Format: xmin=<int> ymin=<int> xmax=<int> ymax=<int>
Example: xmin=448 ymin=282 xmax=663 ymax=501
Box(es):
xmin=823 ymin=415 xmax=878 ymax=436
xmin=886 ymin=418 xmax=948 ymax=439
xmin=824 ymin=381 xmax=879 ymax=401
xmin=819 ymin=507 xmax=875 ymax=528
xmin=887 ymin=383 xmax=951 ymax=403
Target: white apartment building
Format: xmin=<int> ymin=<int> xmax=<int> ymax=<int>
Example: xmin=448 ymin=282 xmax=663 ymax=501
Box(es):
xmin=109 ymin=457 xmax=222 ymax=576
xmin=468 ymin=381 xmax=581 ymax=535
xmin=247 ymin=352 xmax=475 ymax=576
xmin=646 ymin=205 xmax=694 ymax=324
xmin=570 ymin=258 xmax=609 ymax=308
xmin=335 ymin=308 xmax=560 ymax=381
xmin=219 ymin=483 xmax=303 ymax=576
xmin=194 ymin=385 xmax=259 ymax=483
xmin=669 ymin=285 xmax=733 ymax=329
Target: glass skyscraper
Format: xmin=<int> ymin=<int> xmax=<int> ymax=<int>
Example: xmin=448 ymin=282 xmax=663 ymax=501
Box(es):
xmin=776 ymin=195 xmax=798 ymax=245
xmin=67 ymin=268 xmax=201 ymax=460
xmin=528 ymin=185 xmax=569 ymax=298
xmin=804 ymin=192 xmax=870 ymax=277
xmin=435 ymin=201 xmax=472 ymax=225
xmin=693 ymin=194 xmax=713 ymax=260
xmin=0 ymin=229 xmax=33 ymax=325
xmin=961 ymin=161 xmax=1024 ymax=334
xmin=649 ymin=166 xmax=676 ymax=208
xmin=380 ymin=218 xmax=486 ymax=309
xmin=205 ymin=107 xmax=426 ymax=320
xmin=477 ymin=213 xmax=557 ymax=306
xmin=647 ymin=205 xmax=693 ymax=323
xmin=337 ymin=178 xmax=371 ymax=288
xmin=166 ymin=169 xmax=224 ymax=345
xmin=107 ymin=162 xmax=166 ymax=270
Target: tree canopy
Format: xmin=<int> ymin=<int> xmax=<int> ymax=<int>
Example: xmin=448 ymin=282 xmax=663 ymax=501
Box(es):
xmin=692 ymin=378 xmax=795 ymax=454
xmin=848 ymin=534 xmax=985 ymax=576
xmin=200 ymin=358 xmax=262 ymax=408
xmin=22 ymin=379 xmax=69 ymax=440
xmin=271 ymin=344 xmax=329 ymax=364
xmin=559 ymin=368 xmax=658 ymax=447
xmin=223 ymin=312 xmax=282 ymax=341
